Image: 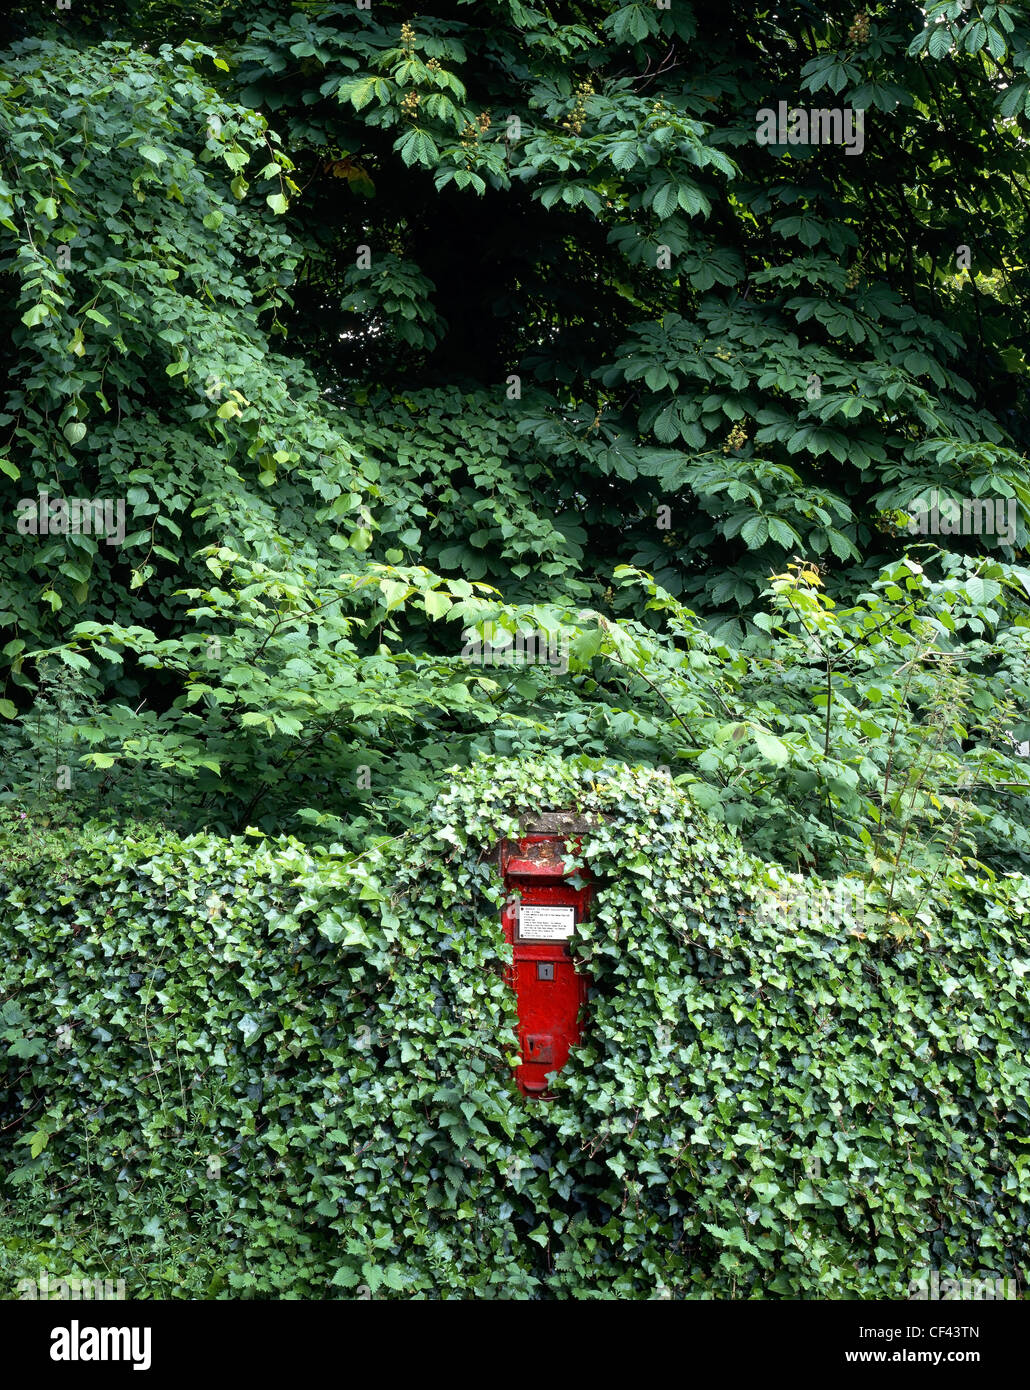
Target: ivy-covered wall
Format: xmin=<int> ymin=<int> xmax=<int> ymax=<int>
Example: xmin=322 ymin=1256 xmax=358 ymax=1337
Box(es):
xmin=1 ymin=757 xmax=1028 ymax=1298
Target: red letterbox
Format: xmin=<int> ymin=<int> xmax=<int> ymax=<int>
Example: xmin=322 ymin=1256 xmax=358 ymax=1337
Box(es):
xmin=500 ymin=835 xmax=591 ymax=1097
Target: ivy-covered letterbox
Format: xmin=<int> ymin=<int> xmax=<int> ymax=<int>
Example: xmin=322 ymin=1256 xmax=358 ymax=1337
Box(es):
xmin=500 ymin=833 xmax=591 ymax=1097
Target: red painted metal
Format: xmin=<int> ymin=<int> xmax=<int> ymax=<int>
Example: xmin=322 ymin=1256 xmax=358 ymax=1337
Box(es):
xmin=500 ymin=835 xmax=591 ymax=1098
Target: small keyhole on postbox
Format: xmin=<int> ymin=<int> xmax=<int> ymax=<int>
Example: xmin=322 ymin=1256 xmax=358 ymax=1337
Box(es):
xmin=500 ymin=834 xmax=591 ymax=1098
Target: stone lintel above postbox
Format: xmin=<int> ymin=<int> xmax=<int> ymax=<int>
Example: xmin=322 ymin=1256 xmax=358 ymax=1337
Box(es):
xmin=520 ymin=811 xmax=606 ymax=837
xmin=499 ymin=812 xmax=606 ymax=878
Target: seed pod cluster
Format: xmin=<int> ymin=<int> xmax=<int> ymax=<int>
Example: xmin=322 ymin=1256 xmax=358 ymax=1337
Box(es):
xmin=723 ymin=423 xmax=748 ymax=454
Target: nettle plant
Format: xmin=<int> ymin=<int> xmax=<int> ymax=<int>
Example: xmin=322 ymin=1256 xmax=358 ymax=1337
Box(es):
xmin=2 ymin=757 xmax=1028 ymax=1298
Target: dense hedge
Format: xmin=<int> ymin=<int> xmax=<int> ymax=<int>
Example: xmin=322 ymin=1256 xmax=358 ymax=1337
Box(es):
xmin=1 ymin=758 xmax=1028 ymax=1298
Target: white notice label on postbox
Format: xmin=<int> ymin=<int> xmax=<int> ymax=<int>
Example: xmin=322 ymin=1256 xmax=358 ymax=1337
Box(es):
xmin=518 ymin=905 xmax=575 ymax=941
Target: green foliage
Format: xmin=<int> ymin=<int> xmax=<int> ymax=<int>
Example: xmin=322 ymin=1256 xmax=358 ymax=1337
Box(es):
xmin=221 ymin=0 xmax=1030 ymax=618
xmin=0 ymin=35 xmax=378 ymax=667
xmin=10 ymin=543 xmax=1029 ymax=886
xmin=3 ymin=3 xmax=1030 ymax=877
xmin=2 ymin=758 xmax=1028 ymax=1298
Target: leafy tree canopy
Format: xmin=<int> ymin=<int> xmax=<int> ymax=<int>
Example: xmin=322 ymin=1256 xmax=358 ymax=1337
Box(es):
xmin=2 ymin=0 xmax=1030 ymax=887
